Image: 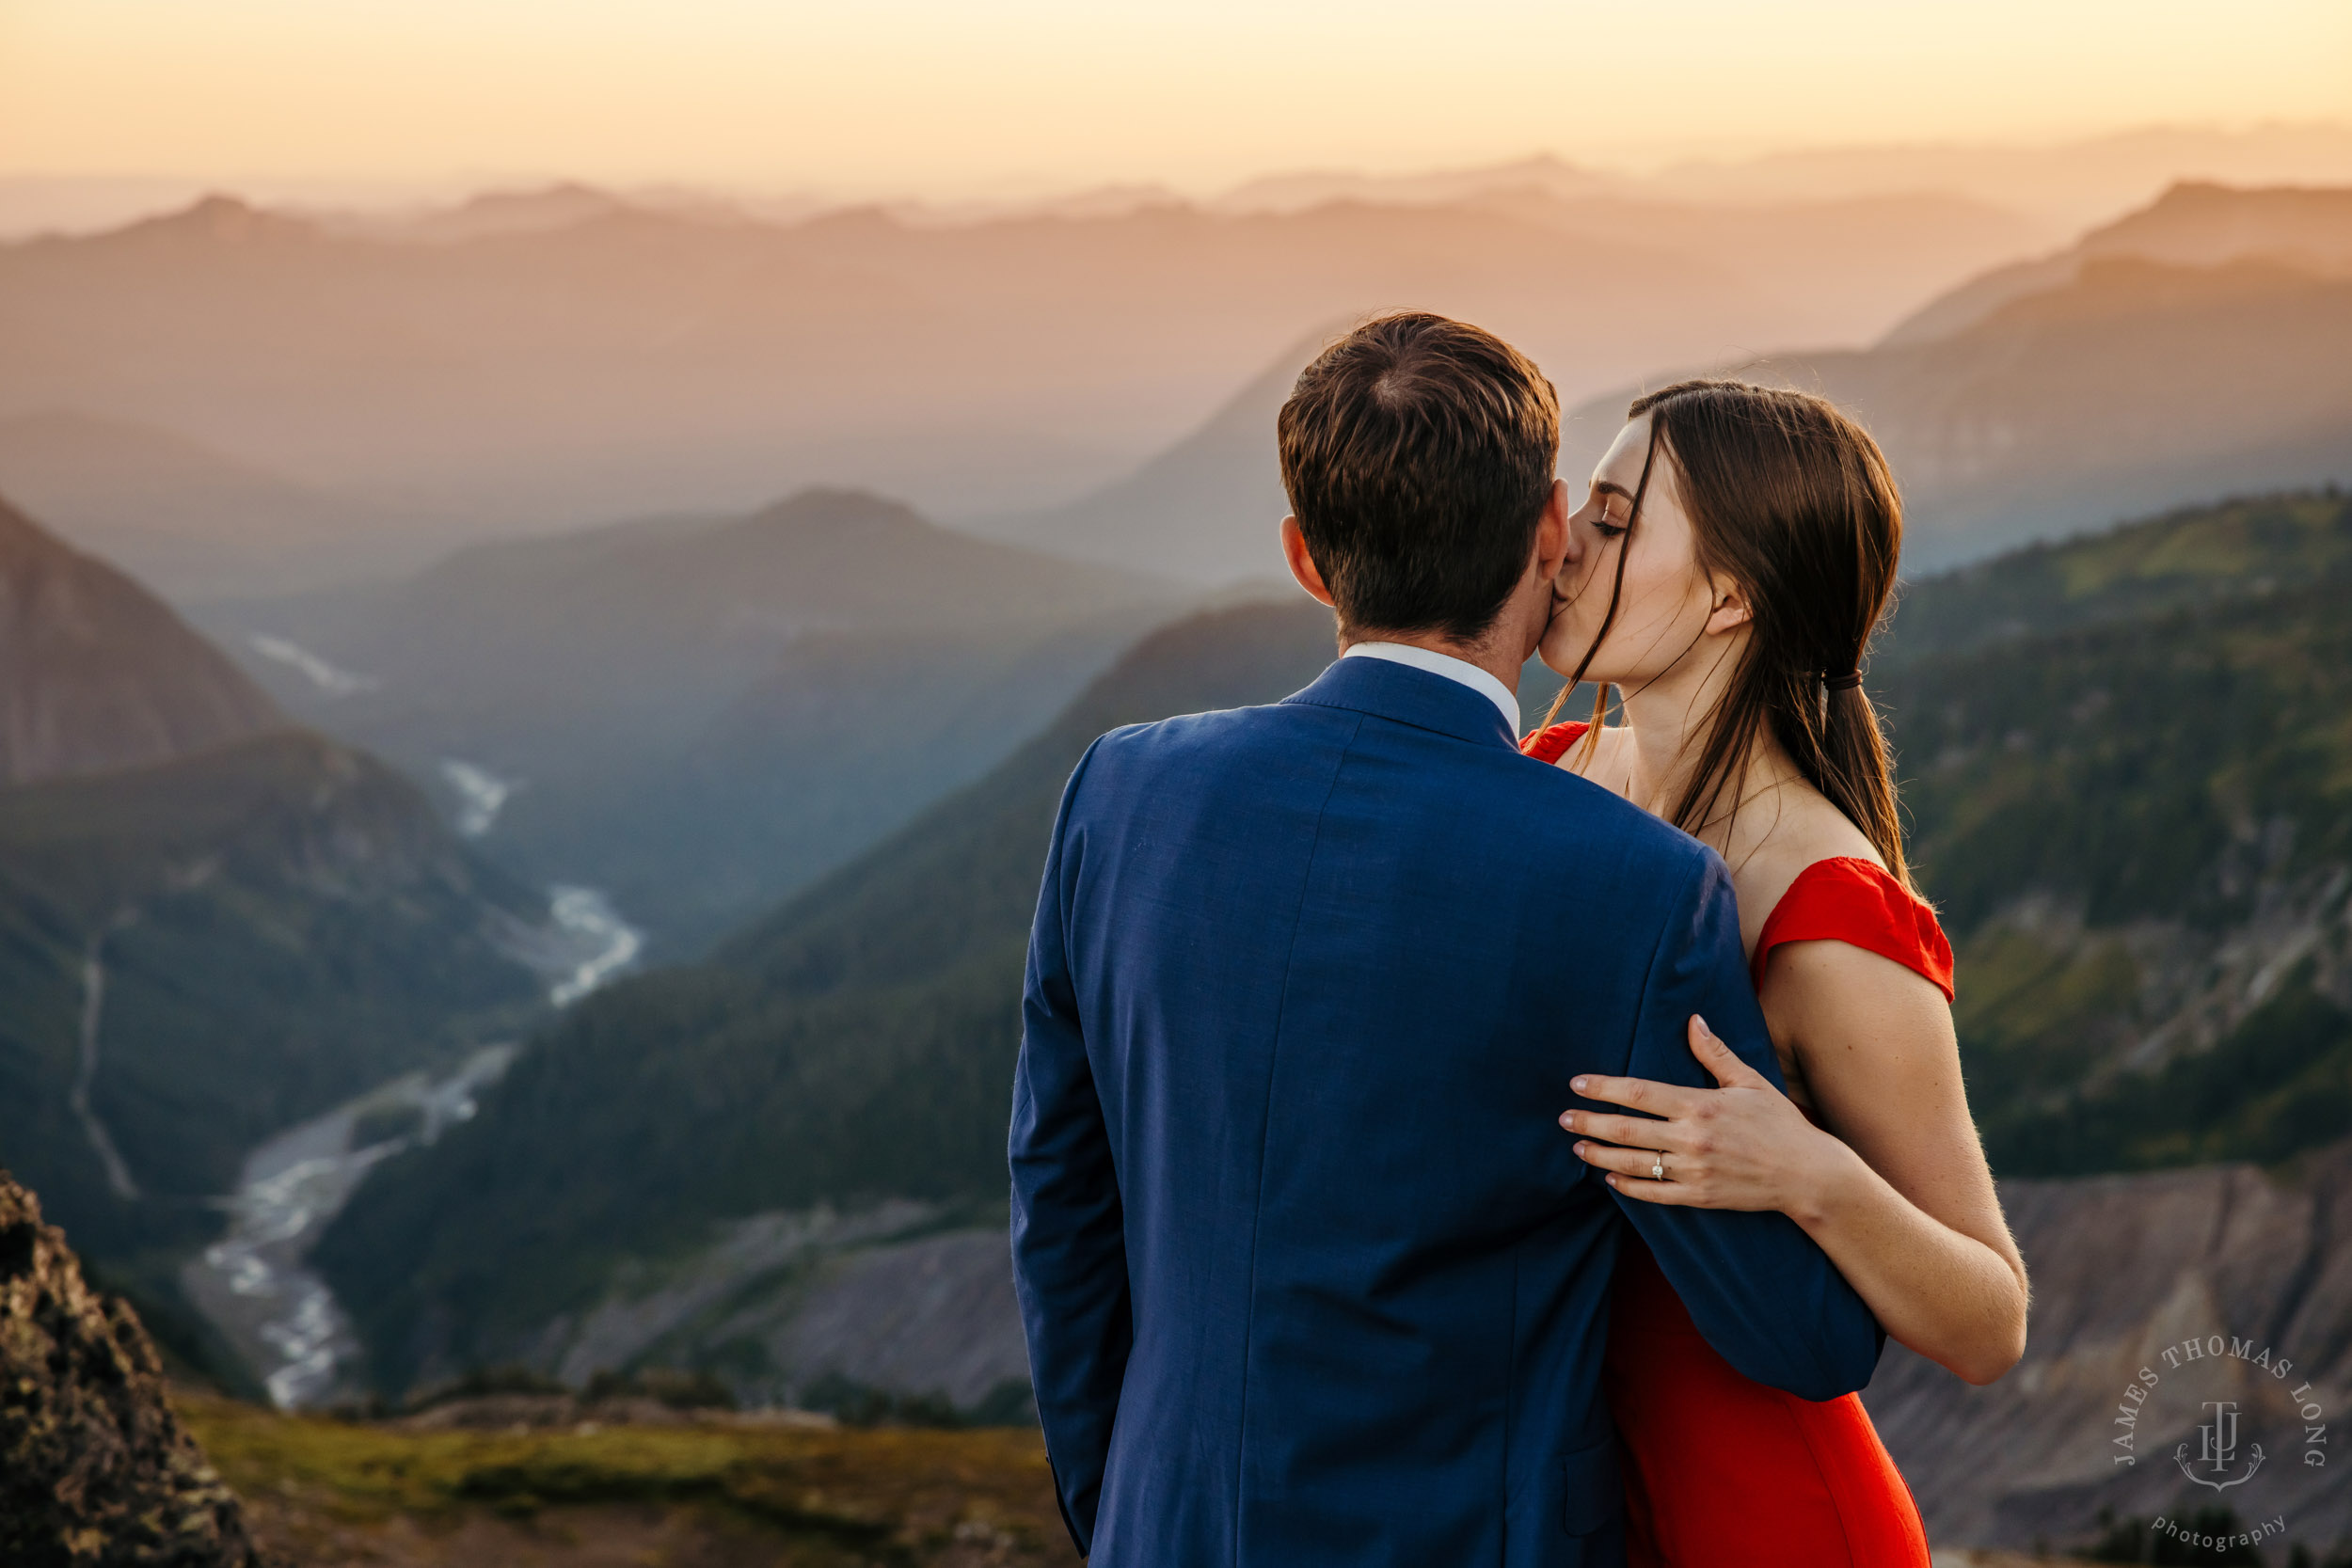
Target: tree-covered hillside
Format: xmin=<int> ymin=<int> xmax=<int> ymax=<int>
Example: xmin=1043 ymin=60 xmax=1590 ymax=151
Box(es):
xmin=1883 ymin=488 xmax=2352 ymax=1174
xmin=1881 ymin=486 xmax=2352 ymax=667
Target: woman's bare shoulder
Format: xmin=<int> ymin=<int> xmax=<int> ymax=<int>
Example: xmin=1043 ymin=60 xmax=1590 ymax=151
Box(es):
xmin=1734 ymin=778 xmax=1883 ymax=917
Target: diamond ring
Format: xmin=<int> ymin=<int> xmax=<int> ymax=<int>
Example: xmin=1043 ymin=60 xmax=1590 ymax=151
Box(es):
xmin=1651 ymin=1151 xmax=1667 ymax=1181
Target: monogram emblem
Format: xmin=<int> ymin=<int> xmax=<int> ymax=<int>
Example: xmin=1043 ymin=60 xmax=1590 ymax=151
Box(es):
xmin=2174 ymin=1400 xmax=2266 ymax=1492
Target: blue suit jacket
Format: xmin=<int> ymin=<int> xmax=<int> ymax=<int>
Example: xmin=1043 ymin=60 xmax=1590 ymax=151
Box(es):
xmin=1009 ymin=657 xmax=1883 ymax=1567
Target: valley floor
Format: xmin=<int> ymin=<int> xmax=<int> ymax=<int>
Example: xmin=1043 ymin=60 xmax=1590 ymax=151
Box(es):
xmin=177 ymin=1393 xmax=1071 ymax=1567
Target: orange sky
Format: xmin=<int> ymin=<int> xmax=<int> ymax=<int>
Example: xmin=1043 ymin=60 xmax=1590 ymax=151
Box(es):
xmin=3 ymin=0 xmax=2348 ymax=194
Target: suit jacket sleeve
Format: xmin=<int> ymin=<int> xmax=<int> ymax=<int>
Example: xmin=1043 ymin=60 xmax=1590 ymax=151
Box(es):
xmin=1605 ymin=851 xmax=1886 ymax=1402
xmin=1008 ymin=739 xmax=1131 ymax=1556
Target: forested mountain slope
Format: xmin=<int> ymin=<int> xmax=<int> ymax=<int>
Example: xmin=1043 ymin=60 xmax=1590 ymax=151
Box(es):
xmin=1882 ymin=489 xmax=2352 ymax=1174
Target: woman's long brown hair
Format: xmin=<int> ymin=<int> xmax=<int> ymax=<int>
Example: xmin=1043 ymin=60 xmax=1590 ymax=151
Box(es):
xmin=1546 ymin=379 xmax=1915 ymax=891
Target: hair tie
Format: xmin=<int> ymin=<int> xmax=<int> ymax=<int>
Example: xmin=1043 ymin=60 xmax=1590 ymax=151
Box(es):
xmin=1822 ymin=670 xmax=1864 ymax=691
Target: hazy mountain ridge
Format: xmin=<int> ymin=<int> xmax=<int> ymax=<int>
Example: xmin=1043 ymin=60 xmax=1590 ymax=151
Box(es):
xmin=978 ymin=183 xmax=2352 ymax=583
xmin=1637 ymin=123 xmax=2352 ymax=224
xmin=1883 ymin=179 xmax=2352 ymax=345
xmin=207 ymin=486 xmax=1184 ymax=951
xmin=0 ymin=179 xmax=2048 ymax=534
xmin=0 ymin=491 xmax=282 ymax=783
xmin=1551 ymin=195 xmax=2352 ymax=572
xmin=10 ymin=125 xmax=2351 ymax=241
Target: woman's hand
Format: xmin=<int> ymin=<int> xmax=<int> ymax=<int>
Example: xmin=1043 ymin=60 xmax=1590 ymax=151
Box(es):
xmin=1559 ymin=1014 xmax=1861 ymax=1218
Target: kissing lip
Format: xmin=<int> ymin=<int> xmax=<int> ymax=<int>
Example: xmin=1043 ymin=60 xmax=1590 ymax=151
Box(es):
xmin=1546 ymin=578 xmax=1577 ymax=624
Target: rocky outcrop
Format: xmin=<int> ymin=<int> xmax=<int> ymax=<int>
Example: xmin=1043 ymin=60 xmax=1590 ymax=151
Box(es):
xmin=0 ymin=492 xmax=282 ymax=785
xmin=0 ymin=1169 xmax=262 ymax=1566
xmin=1867 ymin=1140 xmax=2352 ymax=1555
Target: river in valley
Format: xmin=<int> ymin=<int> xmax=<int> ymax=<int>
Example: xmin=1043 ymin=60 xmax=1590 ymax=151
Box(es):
xmin=548 ymin=884 xmax=643 ymax=1006
xmin=180 ymin=1043 xmax=516 ymax=1408
xmin=182 ymin=877 xmax=645 ymax=1408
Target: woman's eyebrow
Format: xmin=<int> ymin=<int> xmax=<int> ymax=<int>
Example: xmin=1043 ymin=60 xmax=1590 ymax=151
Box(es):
xmin=1593 ymin=481 xmax=1636 ymax=502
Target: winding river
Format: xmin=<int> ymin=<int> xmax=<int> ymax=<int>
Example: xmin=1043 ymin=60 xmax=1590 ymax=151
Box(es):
xmin=181 ymin=876 xmax=645 ymax=1407
xmin=180 ymin=1043 xmax=516 ymax=1408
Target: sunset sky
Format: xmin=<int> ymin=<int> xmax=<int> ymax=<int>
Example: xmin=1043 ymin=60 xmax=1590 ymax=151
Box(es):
xmin=4 ymin=0 xmax=2348 ymax=196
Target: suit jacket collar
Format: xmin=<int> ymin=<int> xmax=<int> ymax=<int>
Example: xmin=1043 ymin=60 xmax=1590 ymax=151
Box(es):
xmin=1281 ymin=656 xmax=1520 ymax=752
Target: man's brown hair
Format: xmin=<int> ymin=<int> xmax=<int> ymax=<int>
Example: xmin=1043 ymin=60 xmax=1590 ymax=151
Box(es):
xmin=1278 ymin=312 xmax=1560 ymax=642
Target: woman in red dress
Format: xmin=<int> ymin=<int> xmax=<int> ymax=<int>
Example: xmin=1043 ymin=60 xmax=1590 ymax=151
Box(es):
xmin=1523 ymin=380 xmax=2029 ymax=1566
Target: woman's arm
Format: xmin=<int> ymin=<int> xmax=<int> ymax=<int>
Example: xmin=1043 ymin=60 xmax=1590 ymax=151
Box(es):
xmin=1562 ymin=947 xmax=2029 ymax=1386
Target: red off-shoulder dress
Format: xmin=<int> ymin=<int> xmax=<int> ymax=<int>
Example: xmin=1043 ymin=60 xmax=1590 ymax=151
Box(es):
xmin=1524 ymin=721 xmax=1947 ymax=1568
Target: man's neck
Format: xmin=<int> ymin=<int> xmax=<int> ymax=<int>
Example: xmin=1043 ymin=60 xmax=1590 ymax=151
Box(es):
xmin=1344 ymin=627 xmax=1524 ymax=694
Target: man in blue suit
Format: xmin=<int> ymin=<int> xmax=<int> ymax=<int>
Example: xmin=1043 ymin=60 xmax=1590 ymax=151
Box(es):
xmin=1009 ymin=312 xmax=1882 ymax=1566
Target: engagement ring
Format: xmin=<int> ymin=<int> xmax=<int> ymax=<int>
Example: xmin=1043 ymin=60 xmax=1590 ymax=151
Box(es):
xmin=1651 ymin=1152 xmax=1667 ymax=1181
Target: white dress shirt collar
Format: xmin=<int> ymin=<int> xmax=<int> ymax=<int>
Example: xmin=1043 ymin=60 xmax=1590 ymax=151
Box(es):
xmin=1342 ymin=641 xmax=1519 ymax=734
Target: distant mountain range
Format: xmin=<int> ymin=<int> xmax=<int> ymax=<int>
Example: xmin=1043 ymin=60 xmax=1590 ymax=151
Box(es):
xmin=1559 ymin=182 xmax=2352 ymax=571
xmin=200 ymin=487 xmax=1186 ymax=952
xmin=17 ymin=166 xmax=2339 ymax=591
xmin=1881 ymin=179 xmax=2352 ymax=345
xmin=1638 ymin=122 xmax=2352 ymax=226
xmin=1682 ymin=249 xmax=2352 ymax=571
xmin=316 ymin=488 xmax=2352 ymax=1443
xmin=0 ymin=179 xmax=2045 ymax=534
xmin=994 ymin=181 xmax=2352 ymax=584
xmin=0 ymin=493 xmax=556 ymax=1341
xmin=15 ymin=125 xmax=2349 ymax=244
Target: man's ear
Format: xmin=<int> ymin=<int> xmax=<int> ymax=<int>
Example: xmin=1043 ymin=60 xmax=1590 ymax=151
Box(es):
xmin=1704 ymin=578 xmax=1755 ymax=636
xmin=1280 ymin=515 xmax=1337 ymax=609
xmin=1534 ymin=479 xmax=1571 ymax=583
